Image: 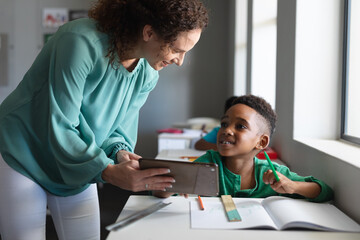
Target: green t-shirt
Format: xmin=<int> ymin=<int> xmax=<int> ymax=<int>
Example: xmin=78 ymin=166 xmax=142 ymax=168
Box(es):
xmin=0 ymin=18 xmax=159 ymax=196
xmin=195 ymin=150 xmax=333 ymax=202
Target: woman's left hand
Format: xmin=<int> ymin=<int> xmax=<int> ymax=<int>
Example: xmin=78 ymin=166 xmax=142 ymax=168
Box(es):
xmin=102 ymin=150 xmax=175 ymax=192
xmin=116 ymin=150 xmax=142 ymax=163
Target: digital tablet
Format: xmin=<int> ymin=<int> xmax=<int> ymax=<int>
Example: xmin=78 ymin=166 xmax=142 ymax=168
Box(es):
xmin=139 ymin=158 xmax=219 ymax=196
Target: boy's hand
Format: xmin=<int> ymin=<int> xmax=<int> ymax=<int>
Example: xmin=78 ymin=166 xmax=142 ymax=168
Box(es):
xmin=263 ymin=170 xmax=297 ymax=194
xmin=263 ymin=170 xmax=321 ymax=198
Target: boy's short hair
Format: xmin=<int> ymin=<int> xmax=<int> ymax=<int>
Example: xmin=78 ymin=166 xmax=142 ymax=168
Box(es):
xmin=230 ymin=95 xmax=277 ymax=137
xmin=224 ymin=96 xmax=238 ymax=113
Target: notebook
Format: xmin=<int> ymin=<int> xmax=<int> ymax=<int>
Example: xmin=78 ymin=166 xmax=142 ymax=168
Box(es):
xmin=190 ymin=196 xmax=360 ymax=232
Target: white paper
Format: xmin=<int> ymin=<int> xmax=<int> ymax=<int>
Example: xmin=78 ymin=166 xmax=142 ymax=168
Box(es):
xmin=263 ymin=197 xmax=360 ymax=232
xmin=190 ymin=197 xmax=360 ymax=232
xmin=190 ymin=199 xmax=277 ymax=229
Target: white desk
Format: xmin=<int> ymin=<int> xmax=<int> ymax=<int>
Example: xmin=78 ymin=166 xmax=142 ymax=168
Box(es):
xmin=156 ymin=148 xmax=206 ymax=161
xmin=106 ymin=196 xmax=360 ymax=240
xmin=157 ymin=129 xmax=203 ymax=152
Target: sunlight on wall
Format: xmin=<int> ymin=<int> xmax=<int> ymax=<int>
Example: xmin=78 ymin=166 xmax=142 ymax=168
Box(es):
xmin=251 ymin=0 xmax=277 ymax=109
xmin=234 ymin=0 xmax=247 ymax=96
xmin=234 ymin=0 xmax=277 ymax=109
xmin=294 ymin=0 xmax=342 ymax=139
xmin=347 ymin=0 xmax=360 ymax=138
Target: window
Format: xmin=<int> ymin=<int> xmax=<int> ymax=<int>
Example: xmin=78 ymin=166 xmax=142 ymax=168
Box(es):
xmin=250 ymin=0 xmax=277 ymax=108
xmin=234 ymin=0 xmax=277 ymax=109
xmin=342 ymin=0 xmax=360 ymax=145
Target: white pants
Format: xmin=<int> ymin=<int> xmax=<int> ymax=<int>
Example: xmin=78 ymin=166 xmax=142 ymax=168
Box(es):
xmin=0 ymin=154 xmax=100 ymax=240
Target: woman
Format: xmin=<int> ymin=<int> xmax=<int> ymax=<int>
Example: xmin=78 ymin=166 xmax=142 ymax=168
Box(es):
xmin=0 ymin=0 xmax=208 ymax=239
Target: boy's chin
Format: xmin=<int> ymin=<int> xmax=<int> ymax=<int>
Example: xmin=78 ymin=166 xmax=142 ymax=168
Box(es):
xmin=218 ymin=150 xmax=252 ymax=159
xmin=218 ymin=149 xmax=232 ymax=157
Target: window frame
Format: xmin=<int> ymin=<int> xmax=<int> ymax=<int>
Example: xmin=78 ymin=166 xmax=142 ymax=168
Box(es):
xmin=341 ymin=0 xmax=360 ymax=145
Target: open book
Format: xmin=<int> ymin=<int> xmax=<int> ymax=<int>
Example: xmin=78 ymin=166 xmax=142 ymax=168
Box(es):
xmin=190 ymin=196 xmax=360 ymax=232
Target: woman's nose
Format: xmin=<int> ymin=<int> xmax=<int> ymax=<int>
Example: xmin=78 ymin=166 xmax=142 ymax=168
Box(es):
xmin=175 ymin=52 xmax=185 ymax=66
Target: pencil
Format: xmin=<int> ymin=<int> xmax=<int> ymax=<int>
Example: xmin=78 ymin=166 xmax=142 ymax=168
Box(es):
xmin=180 ymin=156 xmax=198 ymax=162
xmin=180 ymin=156 xmax=198 ymax=159
xmin=264 ymin=151 xmax=280 ymax=182
xmin=198 ymin=195 xmax=205 ymax=210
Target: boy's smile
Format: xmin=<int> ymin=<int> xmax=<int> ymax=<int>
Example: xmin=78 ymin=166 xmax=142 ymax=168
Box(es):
xmin=217 ymin=104 xmax=266 ymax=161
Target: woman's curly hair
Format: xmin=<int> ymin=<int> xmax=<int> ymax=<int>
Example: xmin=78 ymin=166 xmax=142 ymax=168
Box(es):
xmin=88 ymin=0 xmax=209 ymax=66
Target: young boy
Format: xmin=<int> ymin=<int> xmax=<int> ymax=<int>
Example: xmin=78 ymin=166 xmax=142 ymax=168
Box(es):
xmin=194 ymin=96 xmax=237 ymax=151
xmin=155 ymin=95 xmax=333 ymax=202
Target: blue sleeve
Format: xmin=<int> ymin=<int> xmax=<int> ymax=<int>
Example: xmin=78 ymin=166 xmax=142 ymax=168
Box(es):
xmin=202 ymin=126 xmax=220 ymax=144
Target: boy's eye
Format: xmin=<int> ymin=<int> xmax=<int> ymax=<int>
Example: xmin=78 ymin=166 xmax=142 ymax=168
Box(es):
xmin=236 ymin=124 xmax=246 ymax=130
xmin=220 ymin=122 xmax=228 ymax=128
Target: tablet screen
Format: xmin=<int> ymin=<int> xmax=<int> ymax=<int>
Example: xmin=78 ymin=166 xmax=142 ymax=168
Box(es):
xmin=139 ymin=158 xmax=219 ymax=196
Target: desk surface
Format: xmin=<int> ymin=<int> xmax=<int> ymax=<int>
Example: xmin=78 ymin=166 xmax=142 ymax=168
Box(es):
xmin=156 ymin=148 xmax=287 ymax=165
xmin=106 ymin=195 xmax=360 ymax=240
xmin=156 ymin=148 xmax=206 ymax=160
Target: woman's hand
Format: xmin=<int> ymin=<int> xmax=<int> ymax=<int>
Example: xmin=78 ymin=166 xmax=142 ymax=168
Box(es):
xmin=116 ymin=150 xmax=142 ymax=163
xmin=102 ymin=151 xmax=175 ymax=192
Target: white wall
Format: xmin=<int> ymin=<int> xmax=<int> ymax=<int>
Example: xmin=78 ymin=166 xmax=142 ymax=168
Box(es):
xmin=0 ymin=0 xmax=15 ymax=101
xmin=347 ymin=0 xmax=360 ymax=137
xmin=0 ymin=0 xmax=92 ymax=102
xmin=273 ymin=0 xmax=360 ymax=223
xmin=234 ymin=0 xmax=247 ymax=96
xmin=251 ymin=0 xmax=277 ymax=108
xmin=294 ymin=0 xmax=342 ymax=139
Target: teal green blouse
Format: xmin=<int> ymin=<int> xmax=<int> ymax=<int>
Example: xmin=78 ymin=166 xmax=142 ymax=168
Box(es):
xmin=0 ymin=18 xmax=159 ymax=196
xmin=195 ymin=150 xmax=333 ymax=202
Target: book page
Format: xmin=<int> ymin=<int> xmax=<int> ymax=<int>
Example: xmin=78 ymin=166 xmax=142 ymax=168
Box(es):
xmin=262 ymin=196 xmax=360 ymax=232
xmin=190 ymin=199 xmax=277 ymax=229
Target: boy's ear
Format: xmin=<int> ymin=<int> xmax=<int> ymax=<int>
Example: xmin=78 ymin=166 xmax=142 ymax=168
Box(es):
xmin=255 ymin=135 xmax=270 ymax=150
xmin=143 ymin=25 xmax=154 ymax=42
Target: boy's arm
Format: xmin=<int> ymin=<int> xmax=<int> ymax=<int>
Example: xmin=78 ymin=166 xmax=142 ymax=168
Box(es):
xmin=194 ymin=127 xmax=219 ymax=151
xmin=292 ymin=181 xmax=321 ymax=199
xmin=194 ymin=138 xmax=217 ymax=151
xmin=266 ymin=174 xmax=321 ymax=199
xmin=263 ymin=169 xmax=333 ymax=202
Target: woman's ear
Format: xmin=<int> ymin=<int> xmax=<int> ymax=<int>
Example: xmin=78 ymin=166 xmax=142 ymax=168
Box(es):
xmin=142 ymin=25 xmax=154 ymax=42
xmin=255 ymin=135 xmax=270 ymax=150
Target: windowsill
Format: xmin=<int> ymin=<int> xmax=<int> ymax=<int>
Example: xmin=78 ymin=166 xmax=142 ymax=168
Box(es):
xmin=294 ymin=138 xmax=360 ymax=169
